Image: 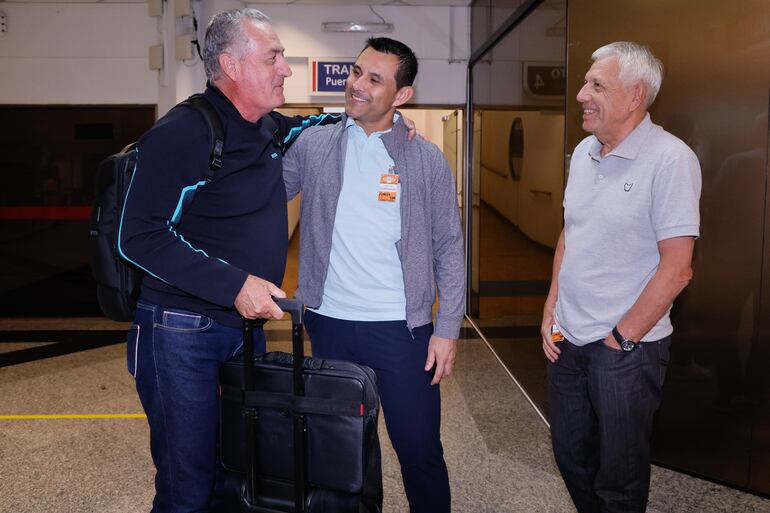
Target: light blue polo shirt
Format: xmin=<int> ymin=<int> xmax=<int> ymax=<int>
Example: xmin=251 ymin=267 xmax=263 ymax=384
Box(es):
xmin=314 ymin=116 xmax=406 ymax=321
xmin=555 ymin=114 xmax=701 ymax=345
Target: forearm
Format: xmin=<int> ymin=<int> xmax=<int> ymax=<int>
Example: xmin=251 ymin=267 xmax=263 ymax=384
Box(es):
xmin=431 ymin=151 xmax=466 ymax=339
xmin=283 ymin=144 xmax=302 ymax=200
xmin=120 ymin=218 xmax=248 ymax=307
xmin=616 ymin=237 xmax=695 ymax=341
xmin=433 ymin=233 xmax=466 ymax=339
xmin=434 ymin=303 xmax=464 ymax=340
xmin=120 ymin=141 xmax=248 ymax=307
xmin=278 ymin=112 xmax=340 ymax=151
xmin=615 ymin=268 xmax=691 ymax=341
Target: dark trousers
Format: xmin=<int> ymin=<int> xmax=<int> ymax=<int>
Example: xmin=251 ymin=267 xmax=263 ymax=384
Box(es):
xmin=131 ymin=300 xmax=265 ymax=513
xmin=548 ymin=337 xmax=670 ymax=513
xmin=304 ymin=310 xmax=451 ymax=513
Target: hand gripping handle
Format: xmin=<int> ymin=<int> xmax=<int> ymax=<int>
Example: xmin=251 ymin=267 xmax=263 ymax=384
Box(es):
xmin=241 ymin=297 xmax=306 ymax=395
xmin=273 ymin=297 xmax=303 ymax=325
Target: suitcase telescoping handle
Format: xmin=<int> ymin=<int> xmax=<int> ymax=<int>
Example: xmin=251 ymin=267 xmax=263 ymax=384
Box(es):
xmin=241 ymin=298 xmax=308 ymax=512
xmin=241 ymin=297 xmax=305 ymax=395
xmin=274 ymin=297 xmax=303 ymax=324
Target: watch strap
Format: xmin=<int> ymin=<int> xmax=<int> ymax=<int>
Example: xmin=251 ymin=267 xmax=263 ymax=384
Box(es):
xmin=612 ymin=326 xmax=626 ymax=345
xmin=612 ymin=326 xmax=637 ymax=351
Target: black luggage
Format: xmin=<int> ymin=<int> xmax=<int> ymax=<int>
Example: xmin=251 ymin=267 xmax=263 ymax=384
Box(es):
xmin=219 ymin=299 xmax=383 ymax=513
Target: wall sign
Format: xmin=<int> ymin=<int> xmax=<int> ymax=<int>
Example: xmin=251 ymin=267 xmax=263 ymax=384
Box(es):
xmin=310 ymin=58 xmax=355 ymax=95
xmin=524 ymin=64 xmax=566 ymax=98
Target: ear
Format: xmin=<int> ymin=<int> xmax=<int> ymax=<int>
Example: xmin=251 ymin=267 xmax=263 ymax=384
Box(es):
xmin=218 ymin=53 xmax=240 ymax=82
xmin=629 ymin=83 xmax=646 ymax=112
xmin=392 ymin=86 xmax=414 ymax=108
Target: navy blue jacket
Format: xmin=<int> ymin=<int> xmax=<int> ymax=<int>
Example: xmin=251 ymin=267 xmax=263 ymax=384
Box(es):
xmin=119 ymin=85 xmax=335 ymax=327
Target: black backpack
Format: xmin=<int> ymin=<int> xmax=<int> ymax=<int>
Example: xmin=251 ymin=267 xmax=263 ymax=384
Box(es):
xmin=89 ymin=95 xmax=284 ymax=322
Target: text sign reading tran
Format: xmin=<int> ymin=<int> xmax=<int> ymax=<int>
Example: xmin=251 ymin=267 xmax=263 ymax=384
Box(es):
xmin=311 ymin=59 xmax=355 ymax=95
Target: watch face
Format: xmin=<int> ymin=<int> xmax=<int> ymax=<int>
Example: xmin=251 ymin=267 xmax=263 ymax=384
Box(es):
xmin=620 ymin=339 xmax=637 ymax=352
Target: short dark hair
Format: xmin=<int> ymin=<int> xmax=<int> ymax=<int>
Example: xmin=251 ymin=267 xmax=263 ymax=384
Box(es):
xmin=363 ymin=37 xmax=418 ymax=89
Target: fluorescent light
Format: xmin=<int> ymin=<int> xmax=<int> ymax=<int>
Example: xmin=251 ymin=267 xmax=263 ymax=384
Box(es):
xmin=322 ymin=21 xmax=394 ymax=33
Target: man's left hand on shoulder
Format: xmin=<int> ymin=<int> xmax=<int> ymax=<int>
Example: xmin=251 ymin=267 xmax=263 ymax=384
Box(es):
xmin=424 ymin=335 xmax=457 ymax=385
xmin=401 ymin=115 xmax=424 ymax=141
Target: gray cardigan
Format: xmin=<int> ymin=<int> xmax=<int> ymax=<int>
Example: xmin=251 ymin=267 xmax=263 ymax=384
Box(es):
xmin=283 ymin=114 xmax=466 ymax=339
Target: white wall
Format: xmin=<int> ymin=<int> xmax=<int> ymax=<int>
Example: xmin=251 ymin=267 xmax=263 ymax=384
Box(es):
xmin=0 ymin=3 xmax=158 ymax=105
xmin=0 ymin=1 xmax=469 ymax=109
xmin=254 ymin=3 xmax=469 ymax=105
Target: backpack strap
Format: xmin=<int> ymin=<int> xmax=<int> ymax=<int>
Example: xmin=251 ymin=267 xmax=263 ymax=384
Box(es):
xmin=262 ymin=113 xmax=286 ymax=155
xmin=179 ymin=94 xmax=225 ymax=182
xmin=176 ymin=96 xmax=284 ymax=179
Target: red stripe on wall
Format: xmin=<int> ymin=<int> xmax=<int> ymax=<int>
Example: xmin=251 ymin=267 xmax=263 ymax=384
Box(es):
xmin=0 ymin=206 xmax=92 ymax=220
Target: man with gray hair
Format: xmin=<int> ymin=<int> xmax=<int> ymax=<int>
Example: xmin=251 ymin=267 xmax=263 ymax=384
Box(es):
xmin=119 ymin=8 xmax=340 ymax=512
xmin=540 ymin=41 xmax=701 ymax=512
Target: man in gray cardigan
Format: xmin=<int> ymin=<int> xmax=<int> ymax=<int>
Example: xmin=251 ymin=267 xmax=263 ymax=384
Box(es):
xmin=283 ymin=37 xmax=464 ymax=513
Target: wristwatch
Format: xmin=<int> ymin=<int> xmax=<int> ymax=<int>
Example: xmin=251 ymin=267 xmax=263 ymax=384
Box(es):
xmin=612 ymin=326 xmax=638 ymax=352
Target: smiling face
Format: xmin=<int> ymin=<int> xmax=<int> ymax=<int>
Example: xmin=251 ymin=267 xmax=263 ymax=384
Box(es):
xmin=345 ymin=47 xmax=413 ymax=135
xmin=576 ymin=56 xmax=645 ymax=152
xmin=218 ymin=21 xmax=292 ymax=121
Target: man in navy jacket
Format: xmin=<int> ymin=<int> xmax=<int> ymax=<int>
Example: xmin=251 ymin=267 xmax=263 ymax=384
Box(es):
xmin=119 ymin=8 xmax=335 ymax=512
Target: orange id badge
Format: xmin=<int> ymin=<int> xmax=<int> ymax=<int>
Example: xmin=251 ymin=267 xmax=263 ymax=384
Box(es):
xmin=378 ymin=190 xmax=397 ymax=202
xmin=380 ymin=173 xmax=400 ymax=186
xmin=378 ymin=172 xmax=399 ymax=202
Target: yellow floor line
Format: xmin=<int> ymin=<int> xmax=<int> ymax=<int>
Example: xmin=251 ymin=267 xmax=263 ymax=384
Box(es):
xmin=0 ymin=413 xmax=146 ymax=419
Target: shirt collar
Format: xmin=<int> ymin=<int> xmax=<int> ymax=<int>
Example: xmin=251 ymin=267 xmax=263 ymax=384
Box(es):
xmin=588 ymin=113 xmax=654 ymax=161
xmin=346 ymin=112 xmax=401 ymax=137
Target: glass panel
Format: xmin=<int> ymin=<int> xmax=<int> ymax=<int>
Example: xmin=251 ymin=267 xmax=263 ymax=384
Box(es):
xmin=471 ymin=0 xmax=528 ymax=55
xmin=566 ymin=0 xmax=770 ymax=493
xmin=469 ymin=0 xmax=567 ymax=414
xmin=470 ymin=0 xmax=492 ymax=54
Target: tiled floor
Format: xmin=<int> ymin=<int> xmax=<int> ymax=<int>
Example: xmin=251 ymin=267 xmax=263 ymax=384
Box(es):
xmin=2 ymin=318 xmax=770 ymax=512
xmin=2 ymin=208 xmax=769 ymax=512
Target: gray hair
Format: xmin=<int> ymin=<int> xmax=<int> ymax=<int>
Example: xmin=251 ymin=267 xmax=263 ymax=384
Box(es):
xmin=592 ymin=41 xmax=664 ymax=107
xmin=203 ymin=8 xmax=271 ymax=82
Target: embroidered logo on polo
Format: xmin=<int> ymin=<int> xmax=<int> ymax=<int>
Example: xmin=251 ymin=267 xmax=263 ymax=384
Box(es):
xmin=624 ymin=183 xmax=634 ymax=192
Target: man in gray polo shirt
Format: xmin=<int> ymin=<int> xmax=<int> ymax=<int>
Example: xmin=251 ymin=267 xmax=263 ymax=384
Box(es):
xmin=540 ymin=42 xmax=701 ymax=513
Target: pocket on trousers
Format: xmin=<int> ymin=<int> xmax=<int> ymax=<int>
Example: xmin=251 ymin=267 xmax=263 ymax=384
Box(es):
xmin=598 ymin=339 xmax=625 ymax=354
xmin=127 ymin=324 xmax=140 ymax=378
xmin=157 ymin=309 xmax=212 ymax=332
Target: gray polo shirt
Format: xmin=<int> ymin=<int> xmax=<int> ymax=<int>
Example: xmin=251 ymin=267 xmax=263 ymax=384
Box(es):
xmin=555 ymin=114 xmax=701 ymax=346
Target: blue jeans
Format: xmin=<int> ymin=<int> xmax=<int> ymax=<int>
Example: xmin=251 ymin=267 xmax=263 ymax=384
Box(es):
xmin=548 ymin=337 xmax=671 ymax=513
xmin=129 ymin=300 xmax=266 ymax=513
xmin=304 ymin=310 xmax=450 ymax=513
